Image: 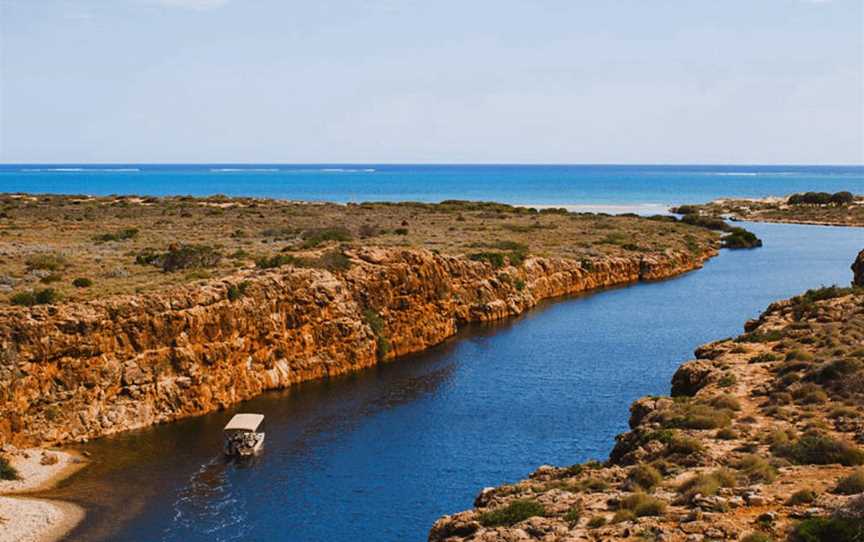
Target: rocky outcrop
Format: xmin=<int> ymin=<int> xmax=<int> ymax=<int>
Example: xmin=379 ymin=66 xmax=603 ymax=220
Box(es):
xmin=430 ymin=287 xmax=864 ymax=542
xmin=0 ymin=247 xmax=714 ymax=446
xmin=853 ymin=249 xmax=864 ymax=286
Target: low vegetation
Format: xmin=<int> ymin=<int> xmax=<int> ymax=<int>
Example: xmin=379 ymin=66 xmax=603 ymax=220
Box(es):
xmin=10 ymin=288 xmax=60 ymax=306
xmin=1 ymin=195 xmax=718 ymax=304
xmin=0 ymin=456 xmax=19 ymax=481
xmin=668 ymin=193 xmax=864 ymax=227
xmin=477 ymin=499 xmax=546 ymax=527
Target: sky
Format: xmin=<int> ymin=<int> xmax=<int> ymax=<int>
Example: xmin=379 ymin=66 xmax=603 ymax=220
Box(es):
xmin=0 ymin=0 xmax=862 ymax=164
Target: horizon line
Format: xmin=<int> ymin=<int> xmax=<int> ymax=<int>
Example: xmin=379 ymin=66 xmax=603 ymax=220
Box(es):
xmin=1 ymin=162 xmax=863 ymax=167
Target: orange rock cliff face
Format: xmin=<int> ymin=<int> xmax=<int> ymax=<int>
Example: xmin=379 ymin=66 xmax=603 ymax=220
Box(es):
xmin=0 ymin=246 xmax=715 ymax=446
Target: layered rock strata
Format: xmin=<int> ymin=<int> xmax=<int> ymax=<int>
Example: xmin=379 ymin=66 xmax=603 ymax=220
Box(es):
xmin=0 ymin=246 xmax=713 ymax=446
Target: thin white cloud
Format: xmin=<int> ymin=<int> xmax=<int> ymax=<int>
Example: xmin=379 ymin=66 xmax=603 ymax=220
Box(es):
xmin=156 ymin=0 xmax=229 ymax=10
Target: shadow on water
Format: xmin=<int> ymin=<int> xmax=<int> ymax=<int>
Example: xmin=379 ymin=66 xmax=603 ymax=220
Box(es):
xmin=43 ymin=221 xmax=862 ymax=542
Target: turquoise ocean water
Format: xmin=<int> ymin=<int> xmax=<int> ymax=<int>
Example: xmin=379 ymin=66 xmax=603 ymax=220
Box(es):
xmin=2 ymin=164 xmax=862 ymax=206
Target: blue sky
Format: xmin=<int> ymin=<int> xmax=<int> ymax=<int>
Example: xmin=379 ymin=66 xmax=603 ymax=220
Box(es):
xmin=1 ymin=0 xmax=862 ymax=164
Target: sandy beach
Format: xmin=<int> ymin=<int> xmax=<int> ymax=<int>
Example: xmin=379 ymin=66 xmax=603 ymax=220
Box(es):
xmin=0 ymin=448 xmax=86 ymax=542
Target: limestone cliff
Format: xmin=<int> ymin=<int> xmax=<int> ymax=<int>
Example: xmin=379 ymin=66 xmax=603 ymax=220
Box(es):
xmin=0 ymin=247 xmax=713 ymax=446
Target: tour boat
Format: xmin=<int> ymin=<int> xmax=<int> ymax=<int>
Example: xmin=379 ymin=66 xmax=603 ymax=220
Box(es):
xmin=223 ymin=413 xmax=266 ymax=457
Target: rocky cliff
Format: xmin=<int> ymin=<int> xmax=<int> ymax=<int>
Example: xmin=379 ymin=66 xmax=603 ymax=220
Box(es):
xmin=0 ymin=247 xmax=714 ymax=446
xmin=853 ymin=249 xmax=864 ymax=287
xmin=430 ymin=285 xmax=864 ymax=542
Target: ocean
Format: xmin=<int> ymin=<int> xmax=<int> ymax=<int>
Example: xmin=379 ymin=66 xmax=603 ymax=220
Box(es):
xmin=1 ymin=164 xmax=862 ymax=209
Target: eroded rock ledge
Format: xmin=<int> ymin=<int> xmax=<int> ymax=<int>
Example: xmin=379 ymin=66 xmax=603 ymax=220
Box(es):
xmin=430 ymin=285 xmax=864 ymax=541
xmin=0 ymin=246 xmax=713 ymax=446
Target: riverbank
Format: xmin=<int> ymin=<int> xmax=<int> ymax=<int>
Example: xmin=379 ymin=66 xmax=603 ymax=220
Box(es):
xmin=0 ymin=448 xmax=86 ymax=542
xmin=430 ymin=283 xmax=864 ymax=541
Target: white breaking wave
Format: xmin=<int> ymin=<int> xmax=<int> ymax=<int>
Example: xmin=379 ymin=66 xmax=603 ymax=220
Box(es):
xmin=21 ymin=167 xmax=140 ymax=172
xmin=209 ymin=168 xmax=279 ymax=172
xmin=700 ymin=172 xmax=797 ymax=177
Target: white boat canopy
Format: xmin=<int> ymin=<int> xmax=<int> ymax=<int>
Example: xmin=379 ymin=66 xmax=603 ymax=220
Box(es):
xmin=224 ymin=413 xmax=264 ymax=433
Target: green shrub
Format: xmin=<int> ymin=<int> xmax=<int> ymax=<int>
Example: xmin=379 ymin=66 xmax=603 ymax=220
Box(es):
xmin=226 ymin=281 xmax=250 ymax=301
xmin=710 ymin=394 xmax=742 ymax=411
xmin=739 ymin=330 xmax=784 ymax=343
xmin=660 ymin=403 xmax=732 ymax=430
xmin=619 ymin=492 xmax=666 ymax=517
xmin=787 ymin=349 xmax=814 ymax=361
xmin=814 ymin=359 xmax=862 ymax=384
xmin=394 ymin=228 xmax=409 ymax=235
xmin=737 ymin=454 xmax=777 ymax=484
xmin=833 ymin=469 xmax=864 ymax=495
xmin=468 ymin=252 xmax=506 ymax=268
xmin=256 ymin=254 xmax=296 ymax=269
xmin=316 ymin=250 xmax=352 ymax=271
xmin=680 ymin=214 xmax=731 ymax=231
xmin=742 ymin=533 xmax=773 ymax=542
xmin=716 ymin=427 xmax=738 ymax=440
xmin=0 ymin=456 xmax=20 ymax=480
xmin=514 ymin=278 xmax=526 ymax=291
xmin=40 ymin=273 xmax=62 ymax=284
xmin=793 ymin=383 xmax=828 ymax=404
xmin=300 ymin=227 xmax=352 ymax=248
xmin=93 ymin=228 xmax=138 ymax=242
xmin=586 ymin=516 xmax=607 ymax=528
xmin=751 ymin=352 xmax=780 ymax=363
xmin=628 ymin=463 xmax=663 ymax=492
xmin=787 ymin=489 xmax=818 ymax=505
xmin=722 ymin=228 xmax=762 ymax=249
xmin=161 ymin=244 xmax=222 ymax=272
xmin=773 ymin=434 xmax=864 ymax=466
xmin=72 ymin=277 xmax=93 ymax=288
xmin=477 ymin=499 xmax=546 ymax=527
xmin=678 ymin=469 xmax=737 ymax=501
xmin=791 ymin=517 xmax=863 ymax=542
xmin=788 ymin=191 xmax=855 ymax=206
xmin=829 ymin=406 xmax=859 ymax=419
xmin=578 ymin=477 xmax=609 ymax=492
xmin=718 ymin=373 xmax=738 ymax=388
xmin=25 ymin=253 xmax=67 ymax=271
xmin=666 ymin=435 xmax=704 ymax=456
xmin=10 ymin=288 xmax=60 ymax=306
xmin=363 ymin=309 xmax=390 ymax=361
xmin=562 ymin=507 xmax=581 ymax=527
xmin=612 ymin=509 xmax=636 ymax=523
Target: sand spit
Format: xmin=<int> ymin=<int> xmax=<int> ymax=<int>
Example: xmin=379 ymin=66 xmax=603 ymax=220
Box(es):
xmin=0 ymin=449 xmax=86 ymax=542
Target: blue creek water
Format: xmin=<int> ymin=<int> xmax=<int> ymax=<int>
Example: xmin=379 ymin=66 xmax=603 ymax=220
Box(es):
xmin=2 ymin=164 xmax=862 ymax=207
xmin=49 ymin=221 xmax=862 ymax=542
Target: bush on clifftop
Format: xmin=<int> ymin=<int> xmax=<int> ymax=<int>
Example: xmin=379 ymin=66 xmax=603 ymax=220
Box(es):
xmin=10 ymin=288 xmax=60 ymax=306
xmin=792 ymin=516 xmax=863 ymax=542
xmin=478 ymin=499 xmax=546 ymax=527
xmin=772 ymin=433 xmax=864 ymax=466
